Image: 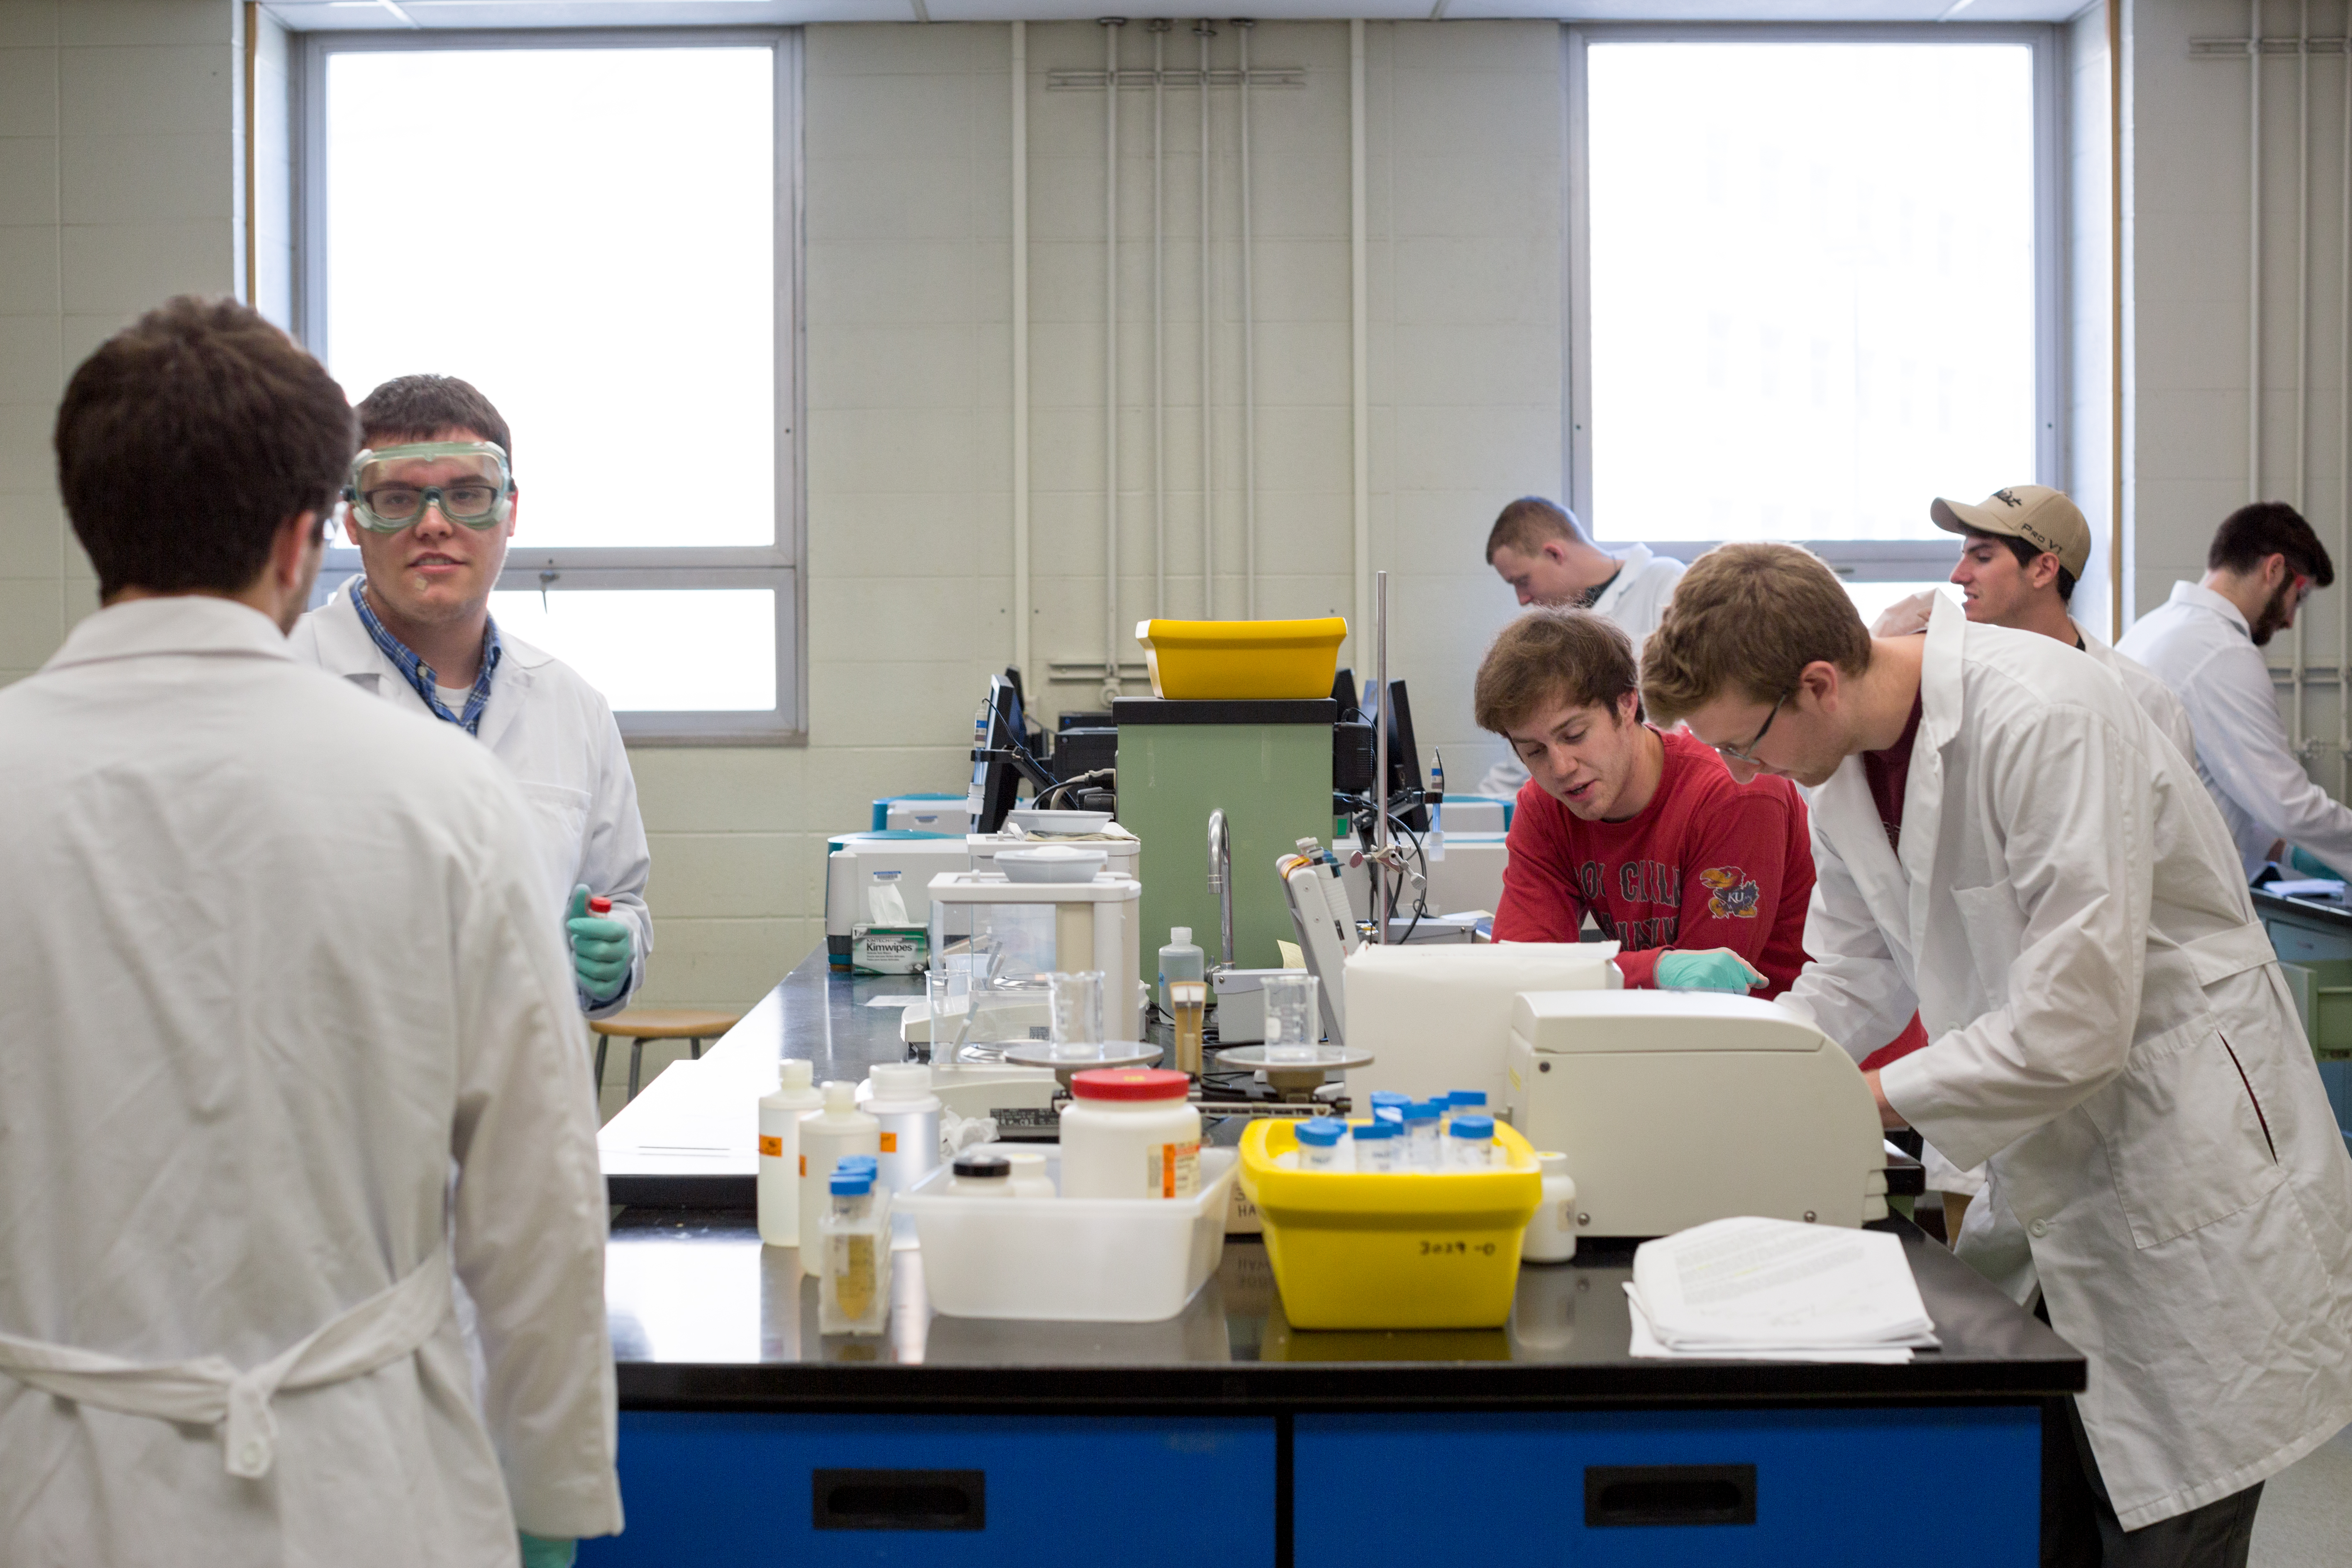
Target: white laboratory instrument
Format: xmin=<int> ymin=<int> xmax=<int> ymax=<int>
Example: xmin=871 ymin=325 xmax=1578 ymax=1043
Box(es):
xmin=1344 ymin=941 xmax=1621 ymax=1111
xmin=1504 ymin=990 xmax=1888 ymax=1239
xmin=970 ymin=828 xmax=1140 ymax=884
xmin=882 ymin=796 xmax=975 ymax=834
xmin=1280 ymin=846 xmax=1360 ymax=1045
xmin=922 ymin=869 xmax=1147 ymax=1041
xmin=823 ymin=832 xmax=973 ymax=970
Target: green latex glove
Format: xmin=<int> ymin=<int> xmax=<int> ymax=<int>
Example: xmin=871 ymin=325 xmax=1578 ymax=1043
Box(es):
xmin=2289 ymin=845 xmax=2349 ymax=882
xmin=566 ymin=883 xmax=633 ymax=1002
xmin=518 ymin=1534 xmax=576 ymax=1568
xmin=1655 ymin=948 xmax=1766 ymax=992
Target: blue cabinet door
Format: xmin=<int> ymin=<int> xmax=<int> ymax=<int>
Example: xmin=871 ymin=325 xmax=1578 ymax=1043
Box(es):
xmin=1296 ymin=1407 xmax=2038 ymax=1566
xmin=580 ymin=1412 xmax=1275 ymax=1567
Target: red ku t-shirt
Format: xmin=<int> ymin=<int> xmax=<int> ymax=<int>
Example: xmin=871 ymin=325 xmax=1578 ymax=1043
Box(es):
xmin=1493 ymin=727 xmax=1815 ymax=995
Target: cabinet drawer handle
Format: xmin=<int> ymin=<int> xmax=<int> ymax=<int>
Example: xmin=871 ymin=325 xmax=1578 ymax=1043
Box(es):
xmin=812 ymin=1468 xmax=986 ymax=1531
xmin=1584 ymin=1464 xmax=1756 ymax=1527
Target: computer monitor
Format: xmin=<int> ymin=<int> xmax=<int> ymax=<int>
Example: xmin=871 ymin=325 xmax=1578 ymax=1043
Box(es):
xmin=966 ymin=673 xmax=1028 ymax=835
xmin=1360 ymin=678 xmax=1431 ymax=834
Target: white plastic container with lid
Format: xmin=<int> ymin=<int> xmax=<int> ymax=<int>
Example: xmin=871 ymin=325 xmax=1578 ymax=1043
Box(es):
xmin=1523 ymin=1150 xmax=1579 ymax=1263
xmin=757 ymin=1058 xmax=824 ymax=1246
xmin=946 ymin=1150 xmax=1013 ymax=1195
xmin=1058 ymin=1067 xmax=1202 ymax=1199
xmin=798 ymin=1081 xmax=882 ymax=1277
xmin=1003 ymin=1148 xmax=1057 ymax=1199
xmin=863 ymin=1061 xmax=943 ymax=1249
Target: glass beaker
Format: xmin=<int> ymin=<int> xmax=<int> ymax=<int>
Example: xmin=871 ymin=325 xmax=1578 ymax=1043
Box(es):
xmin=1048 ymin=970 xmax=1106 ymax=1058
xmin=1263 ymin=973 xmax=1321 ymax=1063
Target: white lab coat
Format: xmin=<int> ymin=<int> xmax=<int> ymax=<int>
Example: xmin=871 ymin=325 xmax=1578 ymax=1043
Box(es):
xmin=1782 ymin=591 xmax=2352 ymax=1529
xmin=2117 ymin=580 xmax=2352 ymax=877
xmin=290 ymin=579 xmax=652 ymax=1014
xmin=1478 ymin=544 xmax=1688 ymax=796
xmin=0 ymin=598 xmax=621 ymax=1566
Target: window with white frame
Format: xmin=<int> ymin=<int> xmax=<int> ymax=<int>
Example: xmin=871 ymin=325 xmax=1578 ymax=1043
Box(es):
xmin=302 ymin=30 xmax=801 ymax=741
xmin=1567 ymin=26 xmax=2058 ymax=592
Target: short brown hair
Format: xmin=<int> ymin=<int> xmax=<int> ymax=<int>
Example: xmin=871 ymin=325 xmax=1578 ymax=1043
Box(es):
xmin=1485 ymin=496 xmax=1588 ymax=562
xmin=2208 ymin=501 xmax=2335 ymax=586
xmin=55 ymin=295 xmax=356 ymax=599
xmin=1642 ymin=542 xmax=1871 ymax=725
xmin=355 ymin=374 xmax=513 ymax=469
xmin=1474 ymin=609 xmax=1641 ymax=735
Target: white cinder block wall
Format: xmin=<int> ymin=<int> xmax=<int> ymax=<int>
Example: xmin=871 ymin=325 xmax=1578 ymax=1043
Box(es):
xmin=2125 ymin=0 xmax=2352 ymax=804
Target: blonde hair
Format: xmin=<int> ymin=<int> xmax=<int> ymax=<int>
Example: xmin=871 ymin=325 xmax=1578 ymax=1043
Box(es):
xmin=1473 ymin=609 xmax=1640 ymax=736
xmin=1485 ymin=496 xmax=1589 ymax=561
xmin=1641 ymin=542 xmax=1871 ymax=725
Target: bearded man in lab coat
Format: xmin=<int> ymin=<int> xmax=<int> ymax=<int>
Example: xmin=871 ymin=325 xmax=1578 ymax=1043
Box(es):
xmin=1645 ymin=542 xmax=2352 ymax=1566
xmin=289 ymin=375 xmax=651 ymax=1019
xmin=0 ymin=298 xmax=618 ymax=1565
xmin=2116 ymin=502 xmax=2345 ymax=881
xmin=1477 ymin=496 xmax=1685 ymax=798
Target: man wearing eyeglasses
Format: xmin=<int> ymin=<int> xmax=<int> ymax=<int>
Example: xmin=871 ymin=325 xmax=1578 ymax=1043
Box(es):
xmin=289 ymin=375 xmax=651 ymax=1019
xmin=1646 ymin=541 xmax=2352 ymax=1565
xmin=2117 ymin=503 xmax=2344 ymax=880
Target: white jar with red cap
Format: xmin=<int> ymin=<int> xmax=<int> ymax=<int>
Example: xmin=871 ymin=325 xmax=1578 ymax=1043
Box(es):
xmin=1059 ymin=1068 xmax=1202 ymax=1200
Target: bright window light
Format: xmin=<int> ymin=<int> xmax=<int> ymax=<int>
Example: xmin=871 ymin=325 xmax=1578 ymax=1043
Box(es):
xmin=323 ymin=47 xmax=774 ymax=549
xmin=488 ymin=589 xmax=777 ymax=711
xmin=1587 ymin=42 xmax=2037 ymax=544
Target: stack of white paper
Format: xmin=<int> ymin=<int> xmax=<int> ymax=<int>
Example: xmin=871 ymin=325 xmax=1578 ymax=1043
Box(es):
xmin=1624 ymin=1216 xmax=1940 ymax=1363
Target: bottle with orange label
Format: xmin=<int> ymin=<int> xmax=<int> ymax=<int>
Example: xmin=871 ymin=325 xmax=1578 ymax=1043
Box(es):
xmin=757 ymin=1058 xmax=823 ymax=1247
xmin=861 ymin=1062 xmax=941 ymax=1249
xmin=797 ymin=1081 xmax=882 ymax=1277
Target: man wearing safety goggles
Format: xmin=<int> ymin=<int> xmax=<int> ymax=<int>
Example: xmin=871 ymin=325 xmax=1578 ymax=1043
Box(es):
xmin=288 ymin=375 xmax=651 ymax=1020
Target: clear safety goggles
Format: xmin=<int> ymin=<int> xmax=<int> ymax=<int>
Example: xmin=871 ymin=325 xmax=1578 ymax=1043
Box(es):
xmin=341 ymin=441 xmax=516 ymax=533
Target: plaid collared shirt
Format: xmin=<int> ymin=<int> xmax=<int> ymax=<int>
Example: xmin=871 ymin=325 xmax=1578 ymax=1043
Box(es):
xmin=348 ymin=577 xmax=503 ymax=737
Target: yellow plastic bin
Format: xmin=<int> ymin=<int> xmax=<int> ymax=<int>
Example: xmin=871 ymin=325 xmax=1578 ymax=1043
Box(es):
xmin=1239 ymin=1119 xmax=1543 ymax=1330
xmin=1135 ymin=618 xmax=1348 ymax=701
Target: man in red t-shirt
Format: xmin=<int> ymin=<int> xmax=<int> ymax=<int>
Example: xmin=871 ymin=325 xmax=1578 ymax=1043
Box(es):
xmin=1474 ymin=609 xmax=1814 ymax=995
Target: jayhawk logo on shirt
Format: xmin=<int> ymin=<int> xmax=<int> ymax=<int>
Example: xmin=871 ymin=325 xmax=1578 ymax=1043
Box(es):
xmin=1700 ymin=867 xmax=1760 ymax=919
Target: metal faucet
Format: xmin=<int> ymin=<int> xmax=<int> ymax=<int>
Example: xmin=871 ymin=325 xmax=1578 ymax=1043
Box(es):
xmin=1206 ymin=808 xmax=1236 ymax=967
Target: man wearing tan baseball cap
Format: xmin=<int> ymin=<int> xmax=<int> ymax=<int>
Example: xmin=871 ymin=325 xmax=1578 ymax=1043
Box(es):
xmin=1876 ymin=486 xmax=2194 ymax=764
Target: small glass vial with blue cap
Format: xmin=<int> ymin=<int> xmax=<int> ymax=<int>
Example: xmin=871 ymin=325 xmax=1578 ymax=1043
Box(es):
xmin=819 ymin=1160 xmax=891 ymax=1335
xmin=1401 ymin=1099 xmax=1444 ymax=1169
xmin=1295 ymin=1116 xmax=1351 ymax=1172
xmin=1351 ymin=1118 xmax=1402 ymax=1173
xmin=1368 ymin=1091 xmax=1409 ymax=1129
xmin=1447 ymin=1114 xmax=1497 ymax=1169
xmin=1446 ymin=1089 xmax=1487 ymax=1128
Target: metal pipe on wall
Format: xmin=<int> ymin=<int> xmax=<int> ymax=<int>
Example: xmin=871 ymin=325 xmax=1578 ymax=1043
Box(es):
xmin=1153 ymin=20 xmax=1170 ymax=620
xmin=1013 ymin=21 xmax=1031 ymax=679
xmin=2341 ymin=19 xmax=2351 ymax=786
xmin=1197 ymin=20 xmax=1216 ymax=618
xmin=2251 ymin=0 xmax=2264 ymax=513
xmin=1351 ymin=19 xmax=1370 ymax=657
xmin=1238 ymin=17 xmax=1259 ymax=619
xmin=2295 ymin=1 xmax=2310 ymax=759
xmin=1104 ymin=17 xmax=1126 ymax=702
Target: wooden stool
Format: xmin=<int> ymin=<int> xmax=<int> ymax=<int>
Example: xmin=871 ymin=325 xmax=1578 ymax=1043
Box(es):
xmin=591 ymin=1009 xmax=742 ymax=1103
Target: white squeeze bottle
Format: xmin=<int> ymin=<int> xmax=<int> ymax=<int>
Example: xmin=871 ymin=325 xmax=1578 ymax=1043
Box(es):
xmin=863 ymin=1062 xmax=943 ymax=1249
xmin=798 ymin=1080 xmax=882 ymax=1277
xmin=757 ymin=1059 xmax=824 ymax=1247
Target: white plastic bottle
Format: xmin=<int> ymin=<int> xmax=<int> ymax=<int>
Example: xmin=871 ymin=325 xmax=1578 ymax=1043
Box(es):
xmin=798 ymin=1080 xmax=882 ymax=1277
xmin=947 ymin=1151 xmax=1012 ymax=1194
xmin=1059 ymin=1068 xmax=1202 ymax=1199
xmin=1523 ymin=1151 xmax=1579 ymax=1263
xmin=1004 ymin=1148 xmax=1056 ymax=1199
xmin=863 ymin=1061 xmax=942 ymax=1248
xmin=757 ymin=1059 xmax=824 ymax=1246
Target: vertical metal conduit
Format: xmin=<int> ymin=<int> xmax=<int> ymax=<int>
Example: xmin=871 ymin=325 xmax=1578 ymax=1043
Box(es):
xmin=1238 ymin=17 xmax=1258 ymax=618
xmin=1103 ymin=17 xmax=1126 ymax=698
xmin=2250 ymin=0 xmax=2264 ymax=508
xmin=1012 ymin=21 xmax=1030 ymax=678
xmin=2340 ymin=22 xmax=2351 ymax=786
xmin=1153 ymin=20 xmax=1170 ymax=619
xmin=2295 ymin=2 xmax=2310 ymax=758
xmin=1197 ymin=20 xmax=1216 ymax=618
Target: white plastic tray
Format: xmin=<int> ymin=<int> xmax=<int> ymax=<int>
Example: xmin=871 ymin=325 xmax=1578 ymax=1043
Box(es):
xmin=899 ymin=1145 xmax=1237 ymax=1322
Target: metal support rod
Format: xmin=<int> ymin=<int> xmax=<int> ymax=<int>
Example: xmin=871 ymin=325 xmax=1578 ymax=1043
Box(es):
xmin=2251 ymin=0 xmax=2264 ymax=507
xmin=1103 ymin=18 xmax=1126 ymax=701
xmin=1196 ymin=20 xmax=1215 ymax=619
xmin=1351 ymin=19 xmax=1370 ymax=662
xmin=1013 ymin=20 xmax=1031 ymax=679
xmin=1373 ymin=569 xmax=1390 ymax=943
xmin=2340 ymin=22 xmax=2351 ymax=780
xmin=1238 ymin=17 xmax=1258 ymax=619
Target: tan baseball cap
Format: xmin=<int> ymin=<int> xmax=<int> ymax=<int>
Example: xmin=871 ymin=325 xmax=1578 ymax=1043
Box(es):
xmin=1929 ymin=486 xmax=2090 ymax=577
